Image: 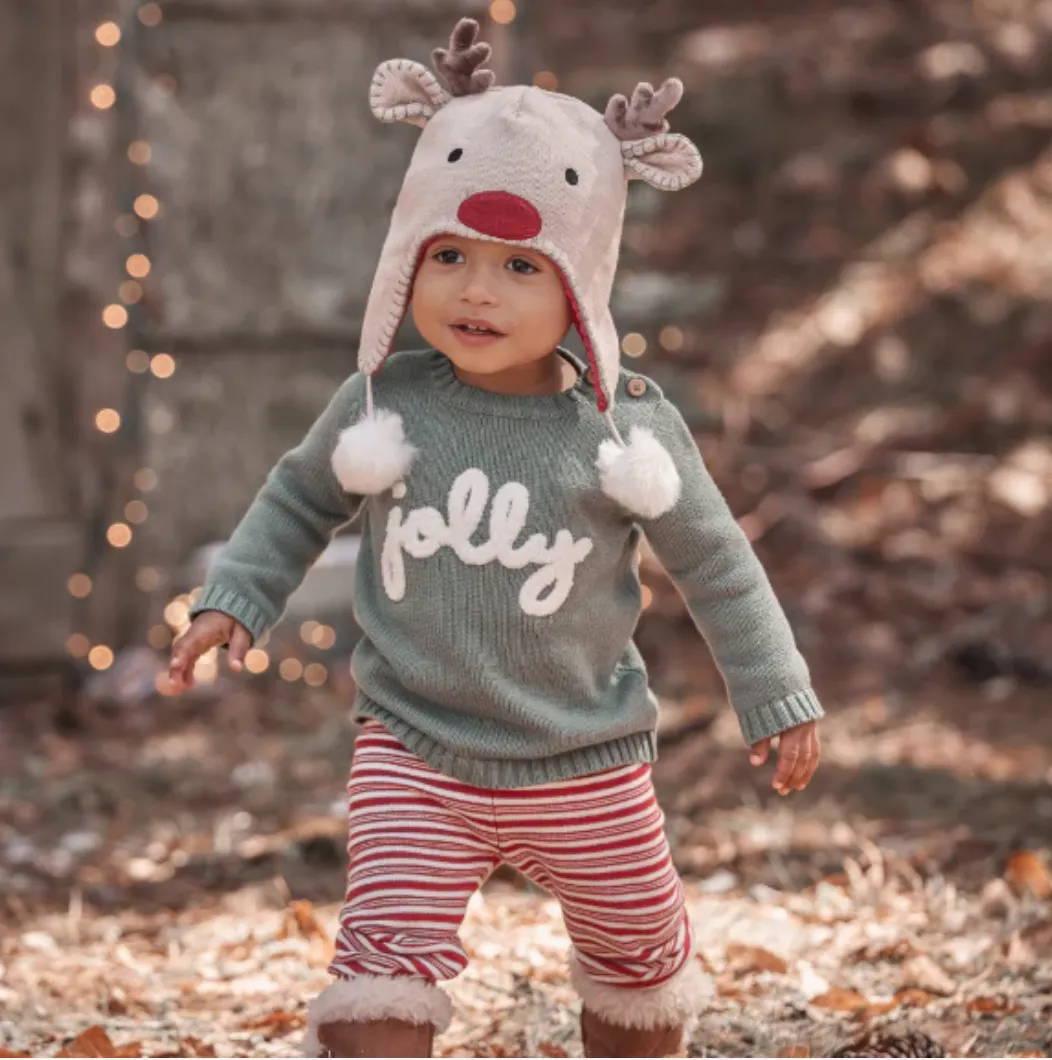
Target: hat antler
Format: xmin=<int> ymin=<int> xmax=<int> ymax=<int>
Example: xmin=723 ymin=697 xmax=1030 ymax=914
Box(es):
xmin=604 ymin=77 xmax=684 ymax=140
xmin=432 ymin=18 xmax=496 ymax=97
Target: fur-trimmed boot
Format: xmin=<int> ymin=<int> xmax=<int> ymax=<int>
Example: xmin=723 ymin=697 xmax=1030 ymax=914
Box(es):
xmin=571 ymin=956 xmax=713 ymax=1059
xmin=301 ymin=975 xmax=451 ymax=1058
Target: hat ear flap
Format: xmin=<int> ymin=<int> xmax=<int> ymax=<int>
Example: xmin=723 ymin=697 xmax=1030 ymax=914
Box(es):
xmin=371 ymin=59 xmax=450 ymax=128
xmin=622 ymin=133 xmax=702 ymax=190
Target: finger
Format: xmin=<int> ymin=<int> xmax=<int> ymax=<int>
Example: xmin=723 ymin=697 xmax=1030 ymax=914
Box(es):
xmin=169 ymin=641 xmax=193 ymax=691
xmin=773 ymin=740 xmax=799 ymax=794
xmin=787 ymin=740 xmax=813 ymax=791
xmin=169 ymin=629 xmax=215 ymax=690
xmin=227 ymin=626 xmax=251 ymax=672
xmin=749 ymin=738 xmax=771 ymax=766
xmin=797 ymin=732 xmax=821 ymax=790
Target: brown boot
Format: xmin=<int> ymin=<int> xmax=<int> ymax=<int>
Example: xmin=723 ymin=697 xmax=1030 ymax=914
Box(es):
xmin=317 ymin=1017 xmax=433 ymax=1058
xmin=581 ymin=1008 xmax=685 ymax=1058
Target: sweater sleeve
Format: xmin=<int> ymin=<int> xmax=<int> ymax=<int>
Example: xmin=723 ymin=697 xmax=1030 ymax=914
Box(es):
xmin=189 ymin=373 xmax=365 ymax=643
xmin=637 ymin=398 xmax=824 ymax=745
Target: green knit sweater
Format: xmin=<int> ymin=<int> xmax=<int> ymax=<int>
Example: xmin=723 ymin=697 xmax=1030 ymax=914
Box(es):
xmin=192 ymin=348 xmax=823 ymax=787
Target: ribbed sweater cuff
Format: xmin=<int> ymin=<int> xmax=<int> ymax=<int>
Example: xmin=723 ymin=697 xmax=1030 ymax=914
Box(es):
xmin=738 ymin=689 xmax=825 ymax=746
xmin=190 ymin=585 xmax=272 ymax=645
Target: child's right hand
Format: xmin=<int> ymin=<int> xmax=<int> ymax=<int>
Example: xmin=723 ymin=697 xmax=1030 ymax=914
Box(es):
xmin=168 ymin=611 xmax=251 ymax=692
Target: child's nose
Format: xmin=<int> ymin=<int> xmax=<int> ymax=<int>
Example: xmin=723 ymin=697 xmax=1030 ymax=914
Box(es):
xmin=457 ymin=191 xmax=542 ymax=241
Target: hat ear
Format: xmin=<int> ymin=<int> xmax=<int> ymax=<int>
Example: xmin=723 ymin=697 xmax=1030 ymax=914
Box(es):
xmin=622 ymin=133 xmax=703 ymax=190
xmin=370 ymin=59 xmax=450 ymax=128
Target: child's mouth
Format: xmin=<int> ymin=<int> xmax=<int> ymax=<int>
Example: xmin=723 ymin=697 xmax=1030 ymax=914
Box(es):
xmin=451 ymin=322 xmax=505 ymax=343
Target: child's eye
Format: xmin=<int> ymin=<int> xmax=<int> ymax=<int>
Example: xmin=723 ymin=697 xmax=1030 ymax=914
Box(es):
xmin=508 ymin=257 xmax=539 ymax=275
xmin=433 ymin=248 xmax=464 ymax=265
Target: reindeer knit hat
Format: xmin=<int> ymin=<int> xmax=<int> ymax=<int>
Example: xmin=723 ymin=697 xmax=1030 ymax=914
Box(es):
xmin=332 ymin=17 xmax=703 ymax=519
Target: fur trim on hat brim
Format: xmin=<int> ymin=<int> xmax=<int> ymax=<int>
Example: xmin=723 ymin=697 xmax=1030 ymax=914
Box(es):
xmin=570 ymin=953 xmax=713 ymax=1032
xmin=301 ymin=975 xmax=452 ymax=1056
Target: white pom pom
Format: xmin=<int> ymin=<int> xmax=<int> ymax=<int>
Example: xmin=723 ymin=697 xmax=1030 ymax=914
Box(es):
xmin=331 ymin=409 xmax=417 ymax=495
xmin=596 ymin=426 xmax=681 ymax=519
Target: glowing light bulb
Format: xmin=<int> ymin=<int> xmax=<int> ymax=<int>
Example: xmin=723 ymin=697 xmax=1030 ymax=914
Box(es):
xmin=66 ymin=633 xmax=91 ymax=658
xmin=127 ymin=141 xmax=151 ymax=165
xmin=621 ymin=333 xmax=647 ymax=358
xmin=126 ymin=253 xmax=151 ymax=278
xmin=280 ymin=658 xmax=304 ymax=682
xmin=136 ymin=567 xmax=161 ymax=591
xmin=133 ymin=194 xmax=159 ymax=220
xmin=127 ymin=349 xmax=150 ymax=373
xmin=659 ymin=326 xmax=684 ymax=352
xmin=103 ymin=304 xmax=128 ymax=329
xmin=119 ymin=280 xmax=143 ymax=303
xmin=134 ymin=468 xmax=158 ymax=492
xmin=95 ymin=408 xmax=121 ymax=433
xmin=88 ymin=645 xmax=115 ymax=670
xmin=245 ymin=649 xmax=270 ymax=674
xmin=95 ymin=22 xmax=121 ymax=46
xmin=150 ymin=354 xmax=175 ymax=378
xmin=125 ymin=499 xmax=148 ymax=524
xmin=107 ymin=522 xmax=132 ymax=547
xmin=147 ymin=624 xmax=171 ymax=649
xmin=304 ymin=663 xmax=328 ymax=687
xmin=68 ymin=574 xmax=93 ymax=598
xmin=90 ymin=84 xmax=116 ymax=110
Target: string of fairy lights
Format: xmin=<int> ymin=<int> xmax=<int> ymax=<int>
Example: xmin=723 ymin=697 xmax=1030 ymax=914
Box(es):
xmin=65 ymin=0 xmax=683 ymax=689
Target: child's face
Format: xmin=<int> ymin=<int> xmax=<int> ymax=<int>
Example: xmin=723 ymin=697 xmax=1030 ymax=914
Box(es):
xmin=411 ymin=235 xmax=573 ymax=377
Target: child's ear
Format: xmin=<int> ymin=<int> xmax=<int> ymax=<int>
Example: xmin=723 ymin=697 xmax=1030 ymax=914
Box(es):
xmin=622 ymin=133 xmax=702 ymax=191
xmin=370 ymin=59 xmax=450 ymax=128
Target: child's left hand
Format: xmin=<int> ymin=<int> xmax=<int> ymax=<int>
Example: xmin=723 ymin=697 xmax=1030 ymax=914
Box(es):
xmin=749 ymin=720 xmax=820 ymax=795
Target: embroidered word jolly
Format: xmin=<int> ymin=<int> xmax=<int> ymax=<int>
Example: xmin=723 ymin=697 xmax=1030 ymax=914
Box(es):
xmin=381 ymin=468 xmax=594 ymax=617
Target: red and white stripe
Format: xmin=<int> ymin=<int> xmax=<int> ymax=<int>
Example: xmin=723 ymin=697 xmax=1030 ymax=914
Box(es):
xmin=330 ymin=722 xmax=692 ymax=990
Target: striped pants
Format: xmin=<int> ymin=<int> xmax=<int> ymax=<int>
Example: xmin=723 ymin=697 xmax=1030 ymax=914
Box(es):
xmin=330 ymin=722 xmax=693 ymax=991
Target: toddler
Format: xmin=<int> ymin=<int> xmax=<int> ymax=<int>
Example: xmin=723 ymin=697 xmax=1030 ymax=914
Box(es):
xmin=170 ymin=18 xmax=823 ymax=1058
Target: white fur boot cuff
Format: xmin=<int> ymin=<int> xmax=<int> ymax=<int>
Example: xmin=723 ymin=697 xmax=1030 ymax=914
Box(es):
xmin=301 ymin=975 xmax=452 ymax=1056
xmin=570 ymin=954 xmax=714 ymax=1031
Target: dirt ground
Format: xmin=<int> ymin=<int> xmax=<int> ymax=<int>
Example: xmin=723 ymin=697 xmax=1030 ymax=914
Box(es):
xmin=0 ymin=664 xmax=1050 ymax=1058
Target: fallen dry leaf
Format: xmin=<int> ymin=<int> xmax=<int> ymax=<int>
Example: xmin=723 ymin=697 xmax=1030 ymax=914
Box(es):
xmin=281 ymin=898 xmax=327 ymax=940
xmin=726 ymin=942 xmax=789 ymax=975
xmin=0 ymin=1051 xmax=32 ymax=1058
xmin=863 ymin=987 xmax=937 ymax=1016
xmin=811 ymin=987 xmax=870 ymax=1012
xmin=850 ymin=938 xmax=915 ymax=964
xmin=55 ymin=1026 xmax=120 ymax=1058
xmin=538 ymin=1044 xmax=571 ymax=1058
xmin=242 ymin=1010 xmax=306 ymax=1037
xmin=902 ymin=954 xmax=956 ymax=997
xmin=967 ymin=995 xmax=1024 ymax=1017
xmin=178 ymin=1040 xmax=216 ymax=1059
xmin=1004 ymin=851 xmax=1052 ymax=899
xmin=781 ymin=1048 xmax=811 ymax=1058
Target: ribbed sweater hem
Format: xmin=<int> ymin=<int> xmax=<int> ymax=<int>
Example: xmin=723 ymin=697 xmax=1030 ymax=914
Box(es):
xmin=190 ymin=585 xmax=272 ymax=644
xmin=737 ymin=688 xmax=825 ymax=746
xmin=356 ymin=695 xmax=659 ymax=789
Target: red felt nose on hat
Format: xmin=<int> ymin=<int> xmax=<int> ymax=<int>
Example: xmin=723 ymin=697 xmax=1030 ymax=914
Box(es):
xmin=457 ymin=191 xmax=542 ymax=241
